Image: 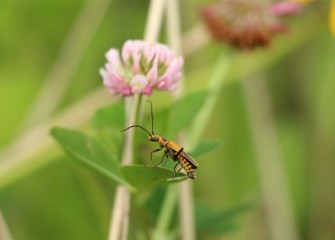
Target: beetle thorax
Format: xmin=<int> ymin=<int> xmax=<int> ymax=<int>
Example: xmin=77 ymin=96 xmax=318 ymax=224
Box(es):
xmin=147 ymin=134 xmax=168 ymax=144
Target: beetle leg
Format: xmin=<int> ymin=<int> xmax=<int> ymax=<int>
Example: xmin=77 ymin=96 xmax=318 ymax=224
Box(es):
xmin=152 ymin=149 xmax=169 ymax=176
xmin=155 ymin=149 xmax=169 ymax=167
xmin=145 ymin=147 xmax=163 ymax=166
xmin=161 ymin=149 xmax=170 ymax=167
xmin=171 ymin=161 xmax=180 ymax=179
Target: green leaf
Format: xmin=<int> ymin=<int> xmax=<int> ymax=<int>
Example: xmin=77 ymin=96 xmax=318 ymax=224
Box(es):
xmin=51 ymin=127 xmax=131 ymax=188
xmin=93 ymin=103 xmax=125 ymax=129
xmin=191 ymin=140 xmax=223 ymax=158
xmin=121 ymin=165 xmax=187 ymax=189
xmin=92 ymin=103 xmax=125 ymax=161
xmin=167 ymin=91 xmax=207 ymax=138
xmin=196 ymin=203 xmax=252 ymax=235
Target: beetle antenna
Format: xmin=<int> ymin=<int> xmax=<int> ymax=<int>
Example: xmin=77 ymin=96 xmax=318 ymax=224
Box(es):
xmin=146 ymin=100 xmax=155 ymax=134
xmin=120 ymin=124 xmax=152 ymax=136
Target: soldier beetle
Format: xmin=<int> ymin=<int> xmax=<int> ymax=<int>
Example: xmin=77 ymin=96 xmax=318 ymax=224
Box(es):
xmin=121 ymin=100 xmax=198 ymax=179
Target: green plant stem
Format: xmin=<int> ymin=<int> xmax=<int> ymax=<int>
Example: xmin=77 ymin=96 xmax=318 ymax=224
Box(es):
xmin=241 ymin=72 xmax=298 ymax=240
xmin=108 ymin=0 xmax=168 ymax=238
xmin=154 ymin=6 xmax=192 ymax=237
xmin=178 ymin=181 xmax=195 ymax=240
xmin=188 ymin=54 xmax=231 ymax=148
xmin=154 ymin=54 xmax=231 ymax=240
xmin=308 ymin=40 xmax=335 ymax=239
xmin=144 ymin=0 xmax=167 ymax=42
xmin=179 ymin=54 xmax=230 ymax=240
xmin=166 ymin=0 xmax=181 ymax=54
xmin=121 ymin=96 xmax=141 ymax=166
xmin=153 ymin=184 xmax=178 ymax=239
xmin=166 ymin=1 xmax=197 ymax=240
xmin=166 ymin=0 xmax=183 ymax=98
xmin=108 ymin=95 xmax=140 ymax=240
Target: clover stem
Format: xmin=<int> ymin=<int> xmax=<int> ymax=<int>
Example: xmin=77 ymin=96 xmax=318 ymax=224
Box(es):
xmin=108 ymin=0 xmax=168 ymax=238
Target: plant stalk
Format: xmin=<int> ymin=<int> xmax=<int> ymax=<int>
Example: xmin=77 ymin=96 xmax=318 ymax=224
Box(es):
xmin=153 ymin=184 xmax=178 ymax=239
xmin=108 ymin=0 xmax=167 ymax=239
xmin=108 ymin=95 xmax=140 ymax=240
xmin=166 ymin=1 xmax=197 ymax=240
xmin=188 ymin=54 xmax=231 ymax=148
xmin=241 ymin=72 xmax=298 ymax=240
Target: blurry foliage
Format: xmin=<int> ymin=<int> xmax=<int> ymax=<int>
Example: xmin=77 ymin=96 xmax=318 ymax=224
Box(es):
xmin=0 ymin=0 xmax=334 ymax=239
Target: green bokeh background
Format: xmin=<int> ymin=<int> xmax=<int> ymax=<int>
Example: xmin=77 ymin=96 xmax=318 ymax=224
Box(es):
xmin=1 ymin=0 xmax=335 ymax=239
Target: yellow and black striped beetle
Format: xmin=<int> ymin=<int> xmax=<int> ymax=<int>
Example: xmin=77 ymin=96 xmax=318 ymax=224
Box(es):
xmin=121 ymin=100 xmax=198 ymax=179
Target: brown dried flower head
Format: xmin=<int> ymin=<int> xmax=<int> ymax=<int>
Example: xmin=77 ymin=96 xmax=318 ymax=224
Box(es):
xmin=200 ymin=0 xmax=289 ymax=50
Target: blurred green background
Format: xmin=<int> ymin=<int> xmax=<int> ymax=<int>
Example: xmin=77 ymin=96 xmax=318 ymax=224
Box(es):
xmin=1 ymin=0 xmax=335 ymax=239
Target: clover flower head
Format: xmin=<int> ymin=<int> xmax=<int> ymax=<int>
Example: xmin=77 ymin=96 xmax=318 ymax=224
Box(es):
xmin=200 ymin=0 xmax=302 ymax=50
xmin=100 ymin=40 xmax=184 ymax=96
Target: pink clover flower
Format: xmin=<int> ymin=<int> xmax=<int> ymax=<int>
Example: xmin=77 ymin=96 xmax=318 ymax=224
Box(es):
xmin=100 ymin=40 xmax=184 ymax=96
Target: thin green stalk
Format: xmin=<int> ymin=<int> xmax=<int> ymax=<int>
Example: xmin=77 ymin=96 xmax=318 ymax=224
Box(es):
xmin=166 ymin=1 xmax=197 ymax=240
xmin=154 ymin=54 xmax=231 ymax=240
xmin=121 ymin=95 xmax=141 ymax=166
xmin=153 ymin=184 xmax=178 ymax=239
xmin=241 ymin=72 xmax=298 ymax=240
xmin=108 ymin=0 xmax=168 ymax=238
xmin=188 ymin=53 xmax=231 ymax=149
xmin=178 ymin=181 xmax=195 ymax=240
xmin=166 ymin=0 xmax=181 ymax=54
xmin=308 ymin=39 xmax=335 ymax=239
xmin=180 ymin=54 xmax=230 ymax=240
xmin=144 ymin=0 xmax=167 ymax=42
xmin=108 ymin=95 xmax=140 ymax=240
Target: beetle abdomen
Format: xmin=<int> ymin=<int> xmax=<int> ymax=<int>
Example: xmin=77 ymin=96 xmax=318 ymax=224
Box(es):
xmin=179 ymin=154 xmax=197 ymax=179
